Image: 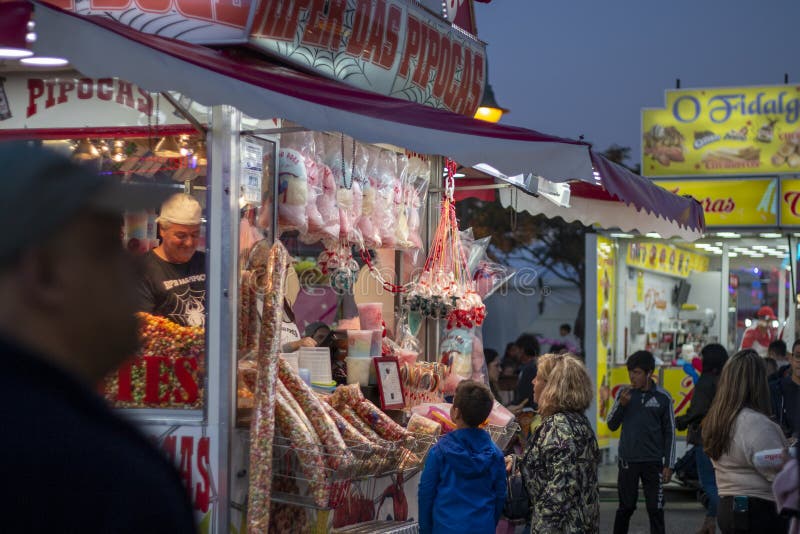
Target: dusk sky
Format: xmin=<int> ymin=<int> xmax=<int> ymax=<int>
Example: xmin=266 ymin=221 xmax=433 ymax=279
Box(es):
xmin=473 ymin=0 xmax=800 ymax=169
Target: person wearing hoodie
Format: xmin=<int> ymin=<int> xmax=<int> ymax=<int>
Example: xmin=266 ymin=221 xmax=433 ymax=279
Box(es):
xmin=608 ymin=350 xmax=676 ymax=534
xmin=418 ymin=380 xmax=506 ymax=534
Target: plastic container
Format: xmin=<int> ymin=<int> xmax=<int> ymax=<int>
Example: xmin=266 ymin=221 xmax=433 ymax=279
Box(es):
xmin=370 ymin=330 xmax=383 ymax=356
xmin=281 ymin=353 xmax=300 ymax=375
xmin=357 ymin=302 xmax=383 ymax=331
xmin=298 ymin=347 xmax=333 ymax=383
xmin=753 ymin=447 xmax=796 ymax=469
xmin=347 ymin=330 xmax=373 ymax=358
xmin=396 ymin=348 xmax=418 ymax=367
xmin=298 ymin=367 xmax=311 ymax=386
xmin=345 ymin=356 xmax=372 ymax=387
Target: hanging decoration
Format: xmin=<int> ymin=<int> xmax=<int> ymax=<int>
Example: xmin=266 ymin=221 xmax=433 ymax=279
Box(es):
xmin=404 ymin=159 xmax=485 ymax=329
xmin=317 ymin=238 xmax=360 ymax=294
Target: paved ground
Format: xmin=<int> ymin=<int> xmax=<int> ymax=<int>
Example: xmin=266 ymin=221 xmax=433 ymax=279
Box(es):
xmin=598 ymin=463 xmax=711 ymax=534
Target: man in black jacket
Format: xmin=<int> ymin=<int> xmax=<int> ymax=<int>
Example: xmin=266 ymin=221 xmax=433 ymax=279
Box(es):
xmin=608 ymin=350 xmax=676 ymax=534
xmin=770 ymin=338 xmax=800 ymax=438
xmin=675 ymin=343 xmax=728 ymax=534
xmin=0 ymin=142 xmax=196 ymax=533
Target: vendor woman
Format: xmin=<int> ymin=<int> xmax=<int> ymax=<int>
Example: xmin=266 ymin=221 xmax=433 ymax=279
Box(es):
xmin=280 ymin=298 xmax=317 ymax=352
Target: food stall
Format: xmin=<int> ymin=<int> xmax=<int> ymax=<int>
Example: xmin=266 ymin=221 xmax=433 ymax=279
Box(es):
xmin=2 ymin=1 xmax=707 ymax=531
xmin=588 ymin=83 xmax=800 ymax=453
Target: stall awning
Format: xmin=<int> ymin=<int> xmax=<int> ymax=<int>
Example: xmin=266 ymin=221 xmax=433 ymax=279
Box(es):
xmin=24 ymin=2 xmax=703 ymax=238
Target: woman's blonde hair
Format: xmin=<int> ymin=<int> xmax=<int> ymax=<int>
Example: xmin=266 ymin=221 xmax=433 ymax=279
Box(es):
xmin=701 ymin=349 xmax=772 ymax=460
xmin=536 ymin=353 xmax=593 ymax=417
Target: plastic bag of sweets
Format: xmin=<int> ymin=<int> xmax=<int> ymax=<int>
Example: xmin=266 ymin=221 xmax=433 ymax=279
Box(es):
xmin=355 ymin=143 xmax=381 ymax=248
xmin=370 ymin=149 xmax=398 ymax=248
xmin=277 ymin=148 xmax=309 ymax=235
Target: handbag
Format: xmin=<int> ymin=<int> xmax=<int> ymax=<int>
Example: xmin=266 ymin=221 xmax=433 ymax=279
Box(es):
xmin=503 ymin=455 xmax=530 ymax=521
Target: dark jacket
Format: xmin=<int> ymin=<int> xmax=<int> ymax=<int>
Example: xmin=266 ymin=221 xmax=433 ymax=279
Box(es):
xmin=607 ymin=381 xmax=676 ymax=468
xmin=0 ymin=336 xmax=196 ymax=533
xmin=770 ymin=375 xmax=800 ymax=438
xmin=675 ymin=373 xmax=719 ymax=445
xmin=521 ymin=411 xmax=600 ymax=533
xmin=511 ymin=359 xmax=537 ymax=408
xmin=418 ymin=427 xmax=506 ymax=534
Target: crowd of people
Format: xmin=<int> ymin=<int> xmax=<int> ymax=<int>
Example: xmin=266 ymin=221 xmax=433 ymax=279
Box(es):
xmin=451 ymin=327 xmax=800 ymax=534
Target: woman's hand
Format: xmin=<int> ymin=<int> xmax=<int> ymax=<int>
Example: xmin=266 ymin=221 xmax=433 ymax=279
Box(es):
xmin=289 ymin=337 xmax=318 ymax=351
xmin=504 ymin=455 xmax=515 ymax=474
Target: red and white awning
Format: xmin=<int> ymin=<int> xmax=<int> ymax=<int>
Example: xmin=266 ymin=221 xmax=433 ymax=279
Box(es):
xmin=21 ymin=2 xmax=704 ymax=239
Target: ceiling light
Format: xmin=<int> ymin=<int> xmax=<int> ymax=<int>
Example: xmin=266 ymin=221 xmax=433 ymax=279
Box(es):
xmin=453 ymin=172 xmax=466 ymax=178
xmin=732 ymin=247 xmax=748 ymax=252
xmin=0 ymin=48 xmax=32 ymax=59
xmin=646 ymin=233 xmax=662 ymax=238
xmin=778 ymin=245 xmax=789 ymax=250
xmin=752 ymin=245 xmax=769 ymax=250
xmin=760 ymin=232 xmax=783 ymax=238
xmin=716 ymin=232 xmax=741 ymax=238
xmin=20 ymin=56 xmax=69 ymax=66
xmin=72 ymin=139 xmax=99 ymax=160
xmin=610 ymin=233 xmax=634 ymax=239
xmin=154 ymin=136 xmax=183 ymax=158
xmin=751 ymin=253 xmax=765 ymax=258
xmin=695 ymin=243 xmax=711 ymax=249
xmin=728 ymin=252 xmax=738 ymax=257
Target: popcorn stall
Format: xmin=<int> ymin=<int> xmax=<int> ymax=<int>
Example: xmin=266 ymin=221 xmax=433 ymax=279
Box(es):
xmin=3 ymin=2 xmax=707 ymax=532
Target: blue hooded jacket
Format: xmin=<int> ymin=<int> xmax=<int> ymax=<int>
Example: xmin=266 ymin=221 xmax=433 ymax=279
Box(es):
xmin=418 ymin=427 xmax=506 ymax=534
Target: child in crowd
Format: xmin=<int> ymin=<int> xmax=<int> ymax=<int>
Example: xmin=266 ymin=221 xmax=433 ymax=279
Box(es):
xmin=607 ymin=350 xmax=676 ymax=534
xmin=418 ymin=380 xmax=506 ymax=534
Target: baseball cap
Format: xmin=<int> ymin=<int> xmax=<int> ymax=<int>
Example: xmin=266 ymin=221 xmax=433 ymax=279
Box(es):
xmin=156 ymin=193 xmax=202 ymax=226
xmin=0 ymin=141 xmax=172 ymax=263
xmin=757 ymin=305 xmax=777 ymax=320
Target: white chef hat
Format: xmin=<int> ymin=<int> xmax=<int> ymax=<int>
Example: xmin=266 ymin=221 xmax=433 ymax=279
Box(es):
xmin=156 ymin=193 xmax=202 ymax=226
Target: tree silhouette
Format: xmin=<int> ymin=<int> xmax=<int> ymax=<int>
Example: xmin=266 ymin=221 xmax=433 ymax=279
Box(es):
xmin=456 ymin=144 xmax=637 ymax=350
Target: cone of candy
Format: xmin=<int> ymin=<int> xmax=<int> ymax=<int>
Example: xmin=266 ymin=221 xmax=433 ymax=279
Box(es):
xmin=404 ymin=159 xmax=485 ymax=330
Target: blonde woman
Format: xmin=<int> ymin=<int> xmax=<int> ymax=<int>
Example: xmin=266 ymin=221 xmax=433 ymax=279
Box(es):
xmin=519 ymin=353 xmax=600 ymax=532
xmin=702 ymin=349 xmax=789 ymax=533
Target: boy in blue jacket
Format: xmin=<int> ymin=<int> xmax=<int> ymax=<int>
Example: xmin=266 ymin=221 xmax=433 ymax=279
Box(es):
xmin=418 ymin=380 xmax=506 ymax=534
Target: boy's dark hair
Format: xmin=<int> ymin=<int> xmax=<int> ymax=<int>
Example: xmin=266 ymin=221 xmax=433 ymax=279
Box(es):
xmin=549 ymin=343 xmax=567 ymax=354
xmin=515 ymin=333 xmax=540 ymax=358
xmin=626 ymin=350 xmax=655 ymax=373
xmin=700 ymin=343 xmax=729 ymax=374
xmin=453 ymin=380 xmax=494 ymax=428
xmin=768 ymin=339 xmax=787 ymax=358
xmin=560 ymin=323 xmax=571 ymax=333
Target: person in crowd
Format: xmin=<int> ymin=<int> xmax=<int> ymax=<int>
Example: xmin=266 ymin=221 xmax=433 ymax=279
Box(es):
xmin=740 ymin=305 xmax=778 ymax=356
xmin=703 ymin=349 xmax=789 ymax=533
xmin=280 ymin=298 xmax=317 ymax=352
xmin=548 ymin=342 xmax=568 ymax=355
xmin=771 ymin=339 xmax=800 ymax=438
xmin=501 ymin=341 xmax=521 ymax=377
xmin=304 ymin=321 xmax=331 ymax=345
xmin=675 ymin=343 xmax=729 ymax=534
xmin=137 ymin=192 xmax=206 ymax=327
xmin=0 ymin=142 xmax=195 ymax=531
xmin=558 ymin=323 xmax=582 ymax=354
xmin=418 ymin=380 xmax=506 ymax=534
xmin=508 ymin=333 xmax=540 ymax=413
xmin=769 ymin=339 xmax=789 ymax=369
xmin=518 ymin=353 xmax=599 ymax=532
xmin=766 ymin=357 xmax=780 ymax=379
xmin=607 ymin=350 xmax=676 ymax=534
xmin=484 ymin=348 xmax=502 ymax=401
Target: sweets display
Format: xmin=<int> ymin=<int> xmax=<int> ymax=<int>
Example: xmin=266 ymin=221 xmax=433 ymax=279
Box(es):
xmin=103 ymin=312 xmax=204 ymax=409
xmin=247 ymin=241 xmax=290 ymax=532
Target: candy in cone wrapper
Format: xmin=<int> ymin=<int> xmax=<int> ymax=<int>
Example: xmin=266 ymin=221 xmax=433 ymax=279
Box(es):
xmin=246 ymin=241 xmax=290 ymax=533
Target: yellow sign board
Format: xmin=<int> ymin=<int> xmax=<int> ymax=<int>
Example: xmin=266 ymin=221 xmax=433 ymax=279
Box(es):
xmin=643 ymin=84 xmax=800 ymax=177
xmin=780 ymin=178 xmax=800 ymax=226
xmin=596 ymin=237 xmax=616 ymax=447
xmin=655 ymin=178 xmax=777 ymax=227
xmin=625 ymin=240 xmax=709 ymax=277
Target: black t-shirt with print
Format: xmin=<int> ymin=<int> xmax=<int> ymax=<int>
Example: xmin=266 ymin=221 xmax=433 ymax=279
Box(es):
xmin=137 ymin=250 xmax=206 ymax=327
